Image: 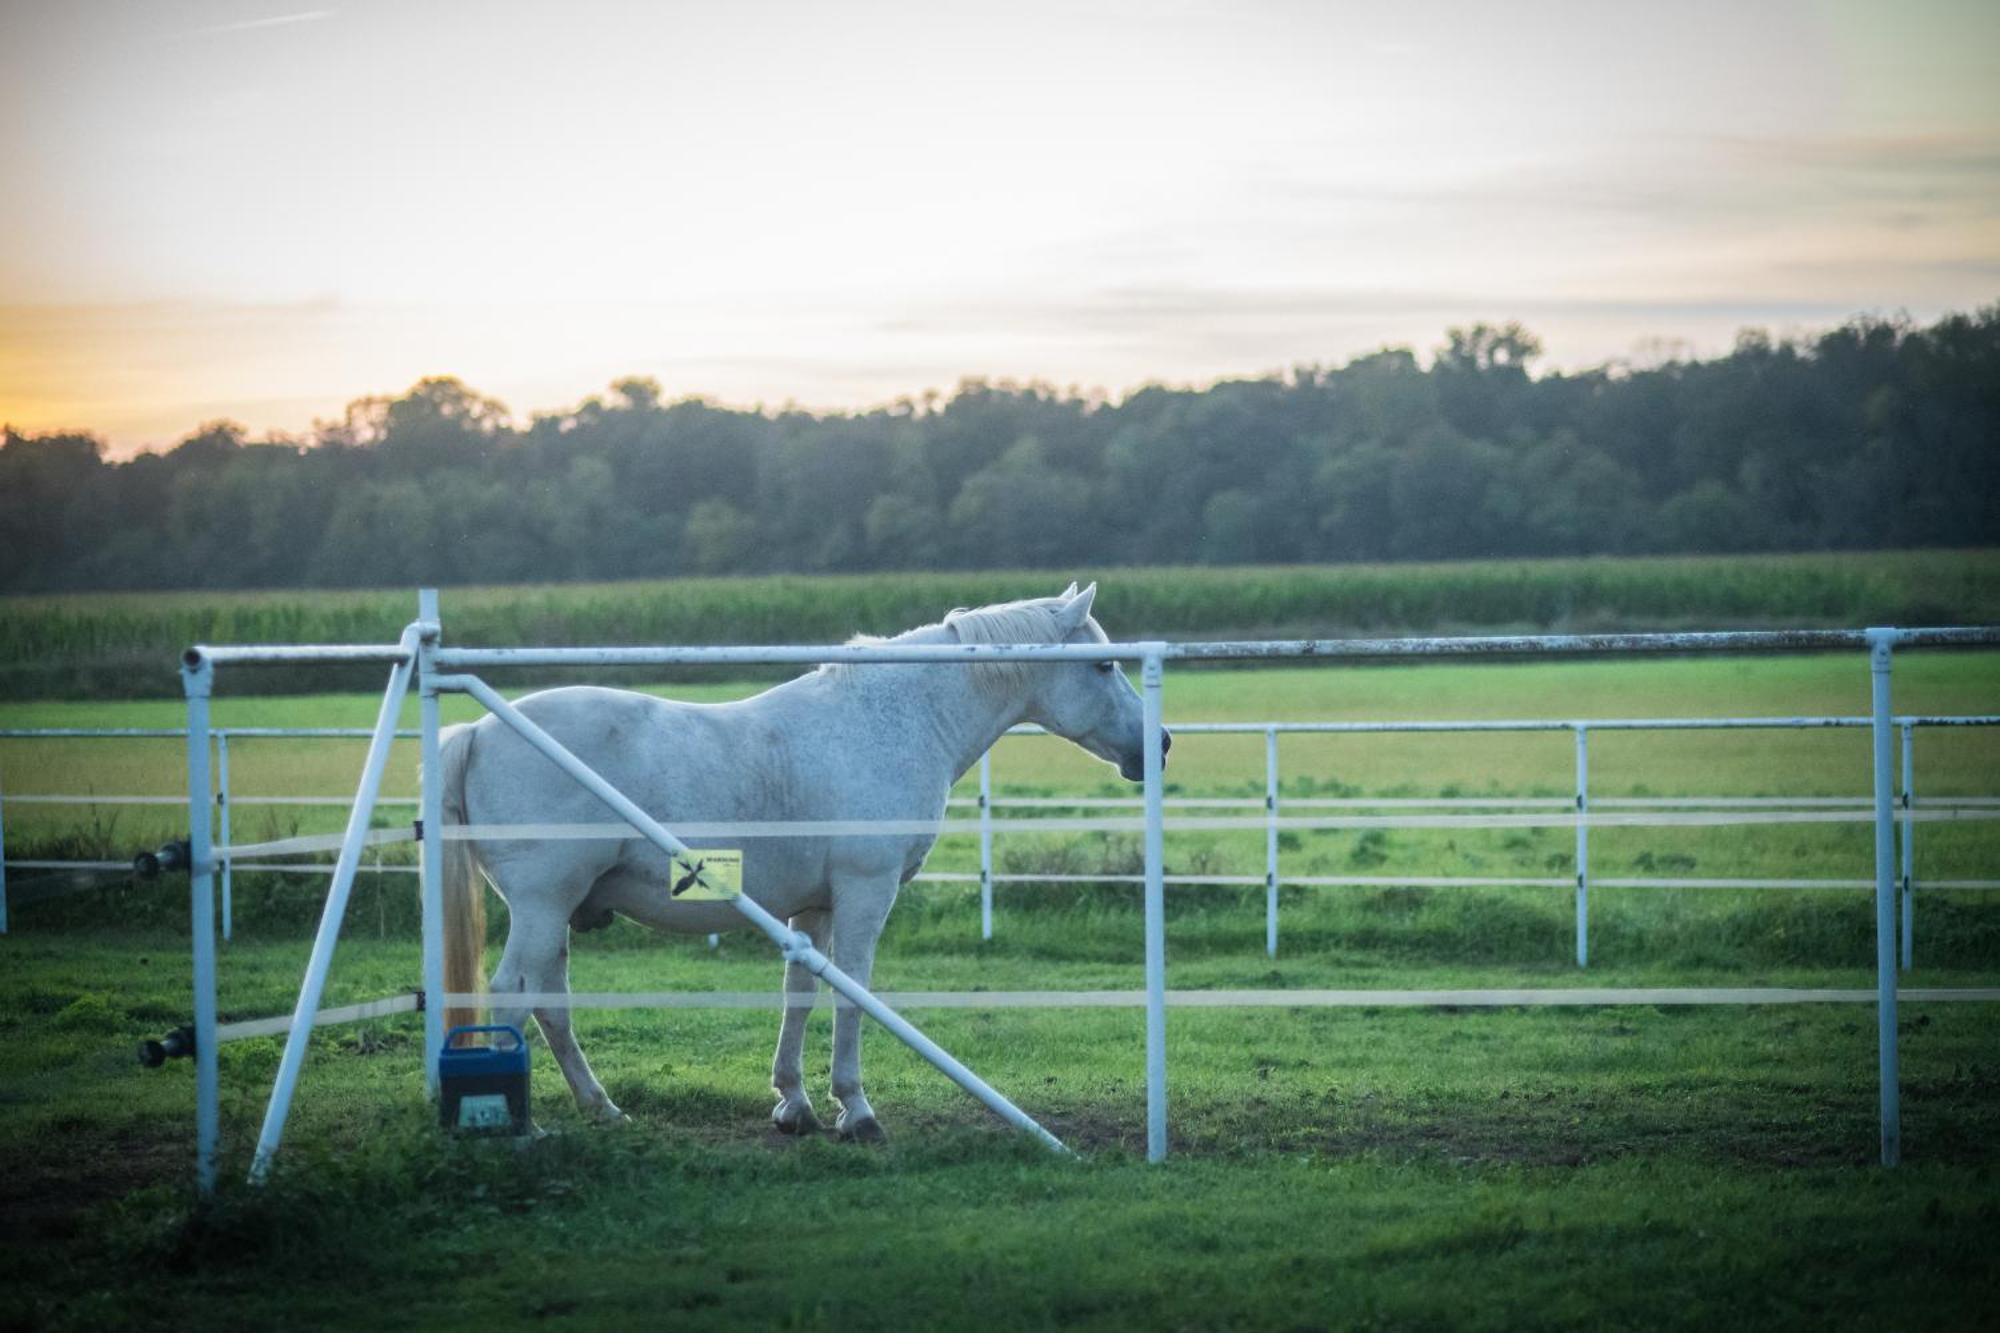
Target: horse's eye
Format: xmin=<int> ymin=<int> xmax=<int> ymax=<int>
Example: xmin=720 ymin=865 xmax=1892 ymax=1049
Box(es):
xmin=1094 ymin=661 xmax=1116 ymax=675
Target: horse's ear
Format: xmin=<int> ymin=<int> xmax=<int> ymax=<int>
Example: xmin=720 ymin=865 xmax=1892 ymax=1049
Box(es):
xmin=1056 ymin=581 xmax=1097 ymax=631
xmin=1061 ymin=580 xmax=1080 ymax=598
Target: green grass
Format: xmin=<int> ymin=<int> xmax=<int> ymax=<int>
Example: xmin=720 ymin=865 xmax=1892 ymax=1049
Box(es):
xmin=4 ymin=548 xmax=1996 ymax=698
xmin=6 ymin=932 xmax=2000 ymax=1331
xmin=5 ymin=650 xmax=1999 ymax=1328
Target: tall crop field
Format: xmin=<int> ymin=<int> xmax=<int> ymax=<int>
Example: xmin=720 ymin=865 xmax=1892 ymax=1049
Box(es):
xmin=1 ymin=549 xmax=1995 ymax=698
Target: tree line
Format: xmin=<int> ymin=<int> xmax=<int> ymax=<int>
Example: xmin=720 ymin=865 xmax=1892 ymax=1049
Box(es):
xmin=3 ymin=308 xmax=1995 ymax=592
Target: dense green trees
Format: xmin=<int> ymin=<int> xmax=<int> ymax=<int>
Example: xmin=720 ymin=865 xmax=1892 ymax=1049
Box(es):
xmin=2 ymin=309 xmax=1995 ymax=592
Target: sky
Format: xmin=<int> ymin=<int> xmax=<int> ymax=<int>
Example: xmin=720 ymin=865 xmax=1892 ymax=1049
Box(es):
xmin=1 ymin=0 xmax=1996 ymax=455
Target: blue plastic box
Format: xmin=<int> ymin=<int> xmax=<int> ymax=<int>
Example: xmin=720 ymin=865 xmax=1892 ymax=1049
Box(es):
xmin=438 ymin=1024 xmax=530 ymax=1135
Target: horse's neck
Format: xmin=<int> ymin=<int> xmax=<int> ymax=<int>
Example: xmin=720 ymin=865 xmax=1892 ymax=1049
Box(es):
xmin=846 ymin=662 xmax=1026 ymax=786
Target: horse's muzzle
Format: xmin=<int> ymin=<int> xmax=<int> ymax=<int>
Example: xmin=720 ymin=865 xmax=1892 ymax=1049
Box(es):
xmin=1118 ymin=729 xmax=1173 ymax=783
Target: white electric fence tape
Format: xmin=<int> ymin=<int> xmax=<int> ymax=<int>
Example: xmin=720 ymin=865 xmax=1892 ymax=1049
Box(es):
xmin=444 ymin=986 xmax=2000 ymax=1011
xmin=206 ymin=803 xmax=2000 ymax=863
xmin=215 ymin=993 xmax=420 ymax=1043
xmin=211 ymin=985 xmax=2000 ymax=1043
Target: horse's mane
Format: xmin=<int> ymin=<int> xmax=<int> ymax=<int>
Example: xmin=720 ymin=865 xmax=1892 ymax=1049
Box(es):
xmin=834 ymin=596 xmax=1075 ymax=695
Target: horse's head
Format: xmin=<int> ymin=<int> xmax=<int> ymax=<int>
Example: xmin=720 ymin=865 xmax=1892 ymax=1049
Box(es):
xmin=1018 ymin=582 xmax=1170 ymax=784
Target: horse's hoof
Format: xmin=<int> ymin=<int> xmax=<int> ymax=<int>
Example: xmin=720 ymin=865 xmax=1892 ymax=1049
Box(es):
xmin=771 ymin=1101 xmax=824 ymax=1135
xmin=837 ymin=1115 xmax=888 ymax=1145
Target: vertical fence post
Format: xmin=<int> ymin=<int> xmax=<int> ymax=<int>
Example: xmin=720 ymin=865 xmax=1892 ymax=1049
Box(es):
xmin=1141 ymin=650 xmax=1167 ymax=1163
xmin=1574 ymin=725 xmax=1590 ymax=969
xmin=182 ymin=653 xmax=220 ymax=1195
xmin=1867 ymin=629 xmax=1902 ymax=1168
xmin=216 ymin=733 xmax=232 ymax=942
xmin=1264 ymin=727 xmax=1279 ymax=958
xmin=417 ymin=591 xmax=445 ymax=1095
xmin=1900 ymin=723 xmax=1914 ymax=972
xmin=979 ymin=750 xmax=994 ymax=942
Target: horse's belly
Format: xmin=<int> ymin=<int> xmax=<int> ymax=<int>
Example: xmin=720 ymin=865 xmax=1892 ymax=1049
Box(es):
xmin=593 ymin=839 xmax=830 ymax=935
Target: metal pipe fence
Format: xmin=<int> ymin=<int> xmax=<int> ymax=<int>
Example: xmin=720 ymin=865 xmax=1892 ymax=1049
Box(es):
xmin=7 ymin=717 xmax=1997 ymax=964
xmin=145 ymin=613 xmax=2000 ymax=1189
xmin=0 ymin=724 xmax=418 ymax=939
xmin=942 ymin=714 xmax=2000 ymax=966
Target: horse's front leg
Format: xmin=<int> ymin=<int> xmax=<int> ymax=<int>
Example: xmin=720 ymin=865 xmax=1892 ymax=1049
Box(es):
xmin=771 ymin=907 xmax=828 ymax=1134
xmin=828 ymin=876 xmax=898 ymax=1143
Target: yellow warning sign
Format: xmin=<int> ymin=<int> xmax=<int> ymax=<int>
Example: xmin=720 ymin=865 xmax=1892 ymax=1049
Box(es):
xmin=670 ymin=850 xmax=742 ymax=901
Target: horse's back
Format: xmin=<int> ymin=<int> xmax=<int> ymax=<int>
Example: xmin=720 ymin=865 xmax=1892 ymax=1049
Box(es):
xmin=466 ymin=684 xmax=782 ymax=820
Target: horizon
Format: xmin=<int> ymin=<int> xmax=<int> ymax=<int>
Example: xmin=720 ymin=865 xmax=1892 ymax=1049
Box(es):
xmin=4 ymin=0 xmax=1997 ymax=456
xmin=13 ymin=302 xmax=1993 ymax=462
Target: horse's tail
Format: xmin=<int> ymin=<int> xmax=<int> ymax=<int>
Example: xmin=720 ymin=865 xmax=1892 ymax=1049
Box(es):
xmin=435 ymin=721 xmax=486 ymax=1040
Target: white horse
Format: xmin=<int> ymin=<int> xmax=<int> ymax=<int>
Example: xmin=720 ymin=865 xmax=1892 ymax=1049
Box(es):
xmin=435 ymin=583 xmax=1169 ymax=1141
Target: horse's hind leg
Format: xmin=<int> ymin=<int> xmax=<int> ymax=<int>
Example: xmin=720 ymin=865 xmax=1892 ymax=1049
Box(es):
xmin=770 ymin=907 xmax=828 ymax=1134
xmin=828 ymin=877 xmax=898 ymax=1143
xmin=491 ymin=899 xmax=623 ymax=1123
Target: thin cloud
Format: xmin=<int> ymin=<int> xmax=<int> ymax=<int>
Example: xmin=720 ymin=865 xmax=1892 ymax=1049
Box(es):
xmin=184 ymin=9 xmax=334 ymax=38
xmin=881 ymin=287 xmax=1877 ymax=338
xmin=1711 ymin=131 xmax=2000 ymax=176
xmin=1266 ymin=132 xmax=2000 ymax=225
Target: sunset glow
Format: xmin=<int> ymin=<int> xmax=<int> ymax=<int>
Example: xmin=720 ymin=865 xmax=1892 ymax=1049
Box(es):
xmin=3 ymin=0 xmax=1996 ymax=453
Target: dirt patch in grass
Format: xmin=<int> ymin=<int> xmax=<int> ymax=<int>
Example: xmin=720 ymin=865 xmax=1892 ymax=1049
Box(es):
xmin=0 ymin=1127 xmax=183 ymax=1245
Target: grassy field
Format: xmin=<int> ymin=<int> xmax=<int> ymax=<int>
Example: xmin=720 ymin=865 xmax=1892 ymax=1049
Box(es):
xmin=5 ymin=650 xmax=1999 ymax=1328
xmin=6 ymin=939 xmax=2000 ymax=1329
xmin=4 ymin=548 xmax=1997 ymax=699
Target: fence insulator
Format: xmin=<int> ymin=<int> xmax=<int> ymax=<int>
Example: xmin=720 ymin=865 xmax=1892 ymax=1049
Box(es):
xmin=137 ymin=1025 xmax=196 ymax=1067
xmin=132 ymin=839 xmax=191 ymax=879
